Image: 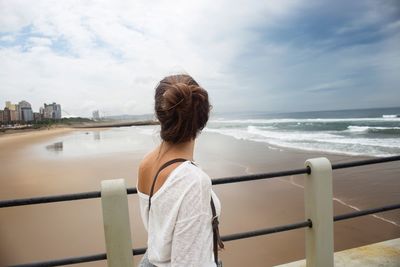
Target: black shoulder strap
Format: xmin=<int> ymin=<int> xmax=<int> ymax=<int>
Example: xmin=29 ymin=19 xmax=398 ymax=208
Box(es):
xmin=148 ymin=158 xmax=188 ymax=210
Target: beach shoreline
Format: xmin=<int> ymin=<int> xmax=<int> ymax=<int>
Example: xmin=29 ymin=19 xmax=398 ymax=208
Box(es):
xmin=0 ymin=126 xmax=399 ymax=266
xmin=0 ymin=125 xmax=71 ymax=136
xmin=0 ymin=120 xmax=159 ymax=137
xmin=0 ymin=127 xmax=74 ymax=149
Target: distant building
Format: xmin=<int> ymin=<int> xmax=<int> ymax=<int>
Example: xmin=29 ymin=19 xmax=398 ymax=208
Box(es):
xmin=43 ymin=103 xmax=62 ymax=119
xmin=0 ymin=110 xmax=4 ymax=124
xmin=3 ymin=108 xmax=11 ymax=124
xmin=18 ymin=101 xmax=34 ymax=122
xmin=6 ymin=101 xmax=20 ymax=122
xmin=5 ymin=101 xmax=13 ymax=109
xmin=18 ymin=101 xmax=31 ymax=109
xmin=21 ymin=108 xmax=34 ymax=122
xmin=10 ymin=109 xmax=19 ymax=122
xmin=92 ymin=110 xmax=100 ymax=121
xmin=33 ymin=112 xmax=42 ymax=121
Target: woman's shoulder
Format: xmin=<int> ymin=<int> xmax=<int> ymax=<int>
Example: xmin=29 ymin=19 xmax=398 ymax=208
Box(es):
xmin=139 ymin=149 xmax=164 ymax=176
xmin=149 ymin=161 xmax=210 ymax=194
xmin=176 ymin=162 xmax=212 ymax=188
xmin=138 ymin=152 xmax=153 ymax=174
xmin=137 ymin=150 xmax=159 ymax=193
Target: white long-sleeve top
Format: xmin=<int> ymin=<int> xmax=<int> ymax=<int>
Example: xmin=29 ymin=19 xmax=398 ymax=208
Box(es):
xmin=137 ymin=160 xmax=221 ymax=267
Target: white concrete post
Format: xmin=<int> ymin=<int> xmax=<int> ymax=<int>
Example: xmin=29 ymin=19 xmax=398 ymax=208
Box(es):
xmin=101 ymin=179 xmax=134 ymax=267
xmin=304 ymin=158 xmax=334 ymax=267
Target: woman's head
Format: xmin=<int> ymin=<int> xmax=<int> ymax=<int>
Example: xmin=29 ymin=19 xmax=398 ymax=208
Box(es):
xmin=155 ymin=74 xmax=210 ymax=144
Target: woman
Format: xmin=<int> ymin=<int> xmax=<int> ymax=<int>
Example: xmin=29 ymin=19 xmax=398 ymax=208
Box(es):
xmin=137 ymin=74 xmax=224 ymax=267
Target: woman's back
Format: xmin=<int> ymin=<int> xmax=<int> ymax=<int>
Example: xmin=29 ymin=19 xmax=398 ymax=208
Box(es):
xmin=137 ymin=74 xmax=223 ymax=266
xmin=137 ymin=158 xmax=221 ymax=266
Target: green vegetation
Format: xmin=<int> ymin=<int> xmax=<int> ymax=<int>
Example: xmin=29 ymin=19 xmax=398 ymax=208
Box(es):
xmin=0 ymin=117 xmax=93 ymax=128
xmin=33 ymin=117 xmax=93 ymax=126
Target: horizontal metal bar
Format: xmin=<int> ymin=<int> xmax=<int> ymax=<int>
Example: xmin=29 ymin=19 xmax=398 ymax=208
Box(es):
xmin=0 ymin=191 xmax=101 ymax=208
xmin=9 ymin=247 xmax=145 ymax=267
xmin=334 ymin=203 xmax=400 ymax=222
xmin=1 ymin=155 xmax=399 ymax=208
xmin=9 ymin=220 xmax=311 ymax=267
xmin=9 ymin=202 xmax=400 ymax=267
xmin=221 ymin=219 xmax=312 ymax=242
xmin=332 ymin=155 xmax=400 ymax=170
xmin=211 ymin=167 xmax=310 ymax=185
xmin=127 ymin=188 xmax=138 ymax=194
xmin=0 ymin=169 xmax=311 ymax=208
xmin=0 ymin=188 xmax=139 ymax=208
xmin=133 ymin=247 xmax=146 ymax=256
xmin=9 ymin=253 xmax=106 ymax=267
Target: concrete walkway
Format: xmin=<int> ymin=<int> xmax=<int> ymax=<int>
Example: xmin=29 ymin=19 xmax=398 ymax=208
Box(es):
xmin=276 ymin=238 xmax=400 ymax=267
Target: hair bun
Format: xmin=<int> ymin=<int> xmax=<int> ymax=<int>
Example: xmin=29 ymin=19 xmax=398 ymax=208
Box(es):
xmin=154 ymin=74 xmax=210 ymax=143
xmin=162 ymin=82 xmax=193 ymax=112
xmin=191 ymin=86 xmax=208 ymax=104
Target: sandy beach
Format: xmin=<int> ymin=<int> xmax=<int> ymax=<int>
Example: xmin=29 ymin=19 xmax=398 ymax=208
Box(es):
xmin=0 ymin=126 xmax=399 ymax=266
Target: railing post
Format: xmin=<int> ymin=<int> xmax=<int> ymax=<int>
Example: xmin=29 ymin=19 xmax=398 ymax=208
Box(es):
xmin=101 ymin=179 xmax=134 ymax=267
xmin=304 ymin=158 xmax=334 ymax=267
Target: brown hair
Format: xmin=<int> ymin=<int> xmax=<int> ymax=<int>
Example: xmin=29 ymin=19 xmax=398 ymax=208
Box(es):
xmin=155 ymin=74 xmax=210 ymax=144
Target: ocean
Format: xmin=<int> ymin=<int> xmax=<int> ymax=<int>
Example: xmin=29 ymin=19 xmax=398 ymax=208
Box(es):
xmin=206 ymin=107 xmax=400 ymax=158
xmin=31 ymin=107 xmax=400 ymax=159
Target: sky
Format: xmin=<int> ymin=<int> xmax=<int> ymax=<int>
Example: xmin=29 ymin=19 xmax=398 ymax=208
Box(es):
xmin=0 ymin=0 xmax=399 ymax=117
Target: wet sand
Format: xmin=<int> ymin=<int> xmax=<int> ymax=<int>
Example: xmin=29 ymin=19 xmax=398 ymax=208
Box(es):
xmin=0 ymin=127 xmax=399 ymax=266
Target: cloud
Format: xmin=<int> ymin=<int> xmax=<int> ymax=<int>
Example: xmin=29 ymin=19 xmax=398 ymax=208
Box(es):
xmin=0 ymin=0 xmax=399 ymax=116
xmin=305 ymin=79 xmax=353 ymax=93
xmin=0 ymin=35 xmax=16 ymax=42
xmin=28 ymin=36 xmax=52 ymax=47
xmin=218 ymin=0 xmax=400 ymax=112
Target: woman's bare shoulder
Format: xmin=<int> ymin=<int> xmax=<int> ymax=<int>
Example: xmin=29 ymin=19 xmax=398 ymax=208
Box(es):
xmin=138 ymin=150 xmax=158 ymax=192
xmin=139 ymin=152 xmax=150 ymax=169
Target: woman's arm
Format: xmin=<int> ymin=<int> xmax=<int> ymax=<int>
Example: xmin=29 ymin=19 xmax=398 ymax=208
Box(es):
xmin=171 ymin=213 xmax=211 ymax=266
xmin=170 ymin=172 xmax=213 ymax=266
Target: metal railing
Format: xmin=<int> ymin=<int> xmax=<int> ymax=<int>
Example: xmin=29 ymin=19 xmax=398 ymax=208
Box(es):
xmin=1 ymin=155 xmax=399 ymax=267
xmin=2 ymin=155 xmax=399 ymax=208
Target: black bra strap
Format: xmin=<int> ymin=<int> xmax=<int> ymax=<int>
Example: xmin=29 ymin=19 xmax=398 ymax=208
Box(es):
xmin=148 ymin=158 xmax=188 ymax=210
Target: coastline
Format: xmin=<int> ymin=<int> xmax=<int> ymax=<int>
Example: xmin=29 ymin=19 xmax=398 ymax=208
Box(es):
xmin=70 ymin=120 xmax=159 ymax=128
xmin=0 ymin=127 xmax=398 ymax=266
xmin=0 ymin=125 xmax=70 ymax=137
xmin=0 ymin=127 xmax=74 ymax=149
xmin=0 ymin=120 xmax=158 ymax=136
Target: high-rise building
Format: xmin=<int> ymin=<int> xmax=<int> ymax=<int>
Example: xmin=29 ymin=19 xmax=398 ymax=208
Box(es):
xmin=5 ymin=101 xmax=13 ymax=109
xmin=3 ymin=108 xmax=11 ymax=124
xmin=43 ymin=105 xmax=52 ymax=119
xmin=18 ymin=101 xmax=31 ymax=109
xmin=21 ymin=108 xmax=34 ymax=122
xmin=43 ymin=103 xmax=62 ymax=119
xmin=0 ymin=110 xmax=4 ymax=124
xmin=6 ymin=101 xmax=20 ymax=121
xmin=18 ymin=101 xmax=33 ymax=122
xmin=55 ymin=104 xmax=62 ymax=119
xmin=10 ymin=109 xmax=19 ymax=122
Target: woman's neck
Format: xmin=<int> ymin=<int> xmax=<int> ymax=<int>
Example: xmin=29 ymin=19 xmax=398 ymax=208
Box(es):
xmin=158 ymin=139 xmax=195 ymax=161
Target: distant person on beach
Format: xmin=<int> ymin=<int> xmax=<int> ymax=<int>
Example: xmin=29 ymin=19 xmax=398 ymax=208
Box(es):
xmin=137 ymin=74 xmax=224 ymax=266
